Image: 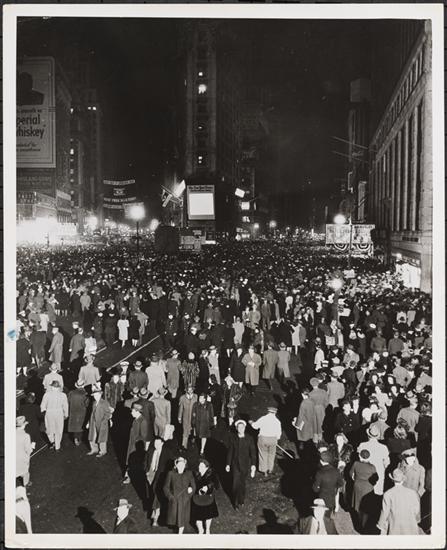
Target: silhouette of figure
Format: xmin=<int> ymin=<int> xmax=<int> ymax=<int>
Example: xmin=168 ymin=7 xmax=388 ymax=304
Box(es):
xmin=257 ymin=508 xmax=293 ymax=534
xmin=75 ymin=507 xmax=106 ymax=533
xmin=17 ymin=72 xmax=44 ymax=106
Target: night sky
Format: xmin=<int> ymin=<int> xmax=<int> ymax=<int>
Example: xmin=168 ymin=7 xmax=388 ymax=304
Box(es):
xmin=18 ymin=17 xmax=373 ymax=209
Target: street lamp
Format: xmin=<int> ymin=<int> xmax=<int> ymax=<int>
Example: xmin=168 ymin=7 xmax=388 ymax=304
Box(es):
xmin=334 ymin=213 xmax=353 ymax=269
xmin=269 ymin=220 xmax=277 ymax=229
xmin=128 ymin=204 xmax=145 ymax=258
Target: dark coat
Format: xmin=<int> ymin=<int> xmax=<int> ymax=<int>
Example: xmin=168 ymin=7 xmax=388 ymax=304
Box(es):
xmin=229 ymin=351 xmax=245 ymax=383
xmin=68 ymin=388 xmax=89 ymax=432
xmin=350 ymin=460 xmax=378 ymax=513
xmin=113 ymin=515 xmax=137 ymax=534
xmin=226 ymin=433 xmax=256 ymax=475
xmin=192 ymin=401 xmax=214 ymax=438
xmin=163 ymin=469 xmax=196 ymax=527
xmin=127 ymin=415 xmax=149 ymax=462
xmin=136 ymin=398 xmax=155 ymax=442
xmin=312 ymin=463 xmax=344 ymax=510
xmin=88 ymin=398 xmax=112 ymax=443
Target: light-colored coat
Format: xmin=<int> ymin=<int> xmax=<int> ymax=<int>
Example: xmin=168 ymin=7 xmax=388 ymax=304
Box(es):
xmin=377 ymin=484 xmax=420 ymax=534
xmin=242 ymin=352 xmax=262 ymax=385
xmin=16 ymin=428 xmax=33 ymax=478
xmin=88 ymin=398 xmax=112 ymax=444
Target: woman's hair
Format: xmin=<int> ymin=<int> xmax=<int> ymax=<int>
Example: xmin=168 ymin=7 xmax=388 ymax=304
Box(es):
xmin=393 ymin=424 xmax=408 ymax=439
xmin=198 ymin=458 xmax=211 ymax=470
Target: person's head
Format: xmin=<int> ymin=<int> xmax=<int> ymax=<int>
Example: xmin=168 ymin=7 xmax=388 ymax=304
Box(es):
xmin=319 ymin=450 xmax=331 ymax=465
xmin=393 ymin=425 xmax=408 ymax=439
xmin=235 ymin=419 xmax=246 ymax=436
xmin=131 ymin=403 xmax=143 ymax=418
xmin=154 ymin=437 xmax=163 ymax=451
xmin=134 ymin=360 xmax=142 ymax=370
xmin=115 ymin=499 xmax=132 ymax=521
xmin=175 ymin=456 xmax=187 ymax=474
xmin=389 ymin=468 xmax=405 ymax=486
xmin=335 ymin=432 xmax=348 ymax=448
xmin=198 ymin=393 xmax=206 ymax=405
xmin=311 ymin=499 xmax=328 ymax=521
xmin=198 ymin=458 xmax=210 ymax=476
xmin=359 ymin=449 xmax=371 ymax=462
xmin=403 ymin=449 xmax=417 ymax=466
xmin=188 ymin=352 xmax=195 ymax=361
xmin=52 ymin=326 xmax=59 ymax=335
xmin=341 ymin=400 xmax=351 ymax=414
xmin=301 ymin=387 xmax=310 ymax=399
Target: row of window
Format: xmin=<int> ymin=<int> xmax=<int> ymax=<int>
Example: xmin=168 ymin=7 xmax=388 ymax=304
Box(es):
xmin=375 ymin=42 xmax=425 ymax=147
xmin=371 ymin=99 xmax=424 ymax=233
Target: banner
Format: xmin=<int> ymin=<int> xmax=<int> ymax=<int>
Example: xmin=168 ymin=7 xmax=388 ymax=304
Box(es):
xmin=17 ymin=57 xmax=56 ymax=168
xmin=103 ymin=179 xmax=137 ymax=211
xmin=326 ymin=224 xmax=375 ymax=245
xmin=187 ymin=185 xmax=215 ymax=221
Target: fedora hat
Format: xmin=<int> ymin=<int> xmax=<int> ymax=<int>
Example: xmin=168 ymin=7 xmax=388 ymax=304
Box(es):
xmin=114 ymin=498 xmax=132 ymax=510
xmin=16 ymin=416 xmax=28 ymax=428
xmin=311 ymin=498 xmax=328 ymax=510
xmin=75 ymin=380 xmax=85 ymax=389
xmin=91 ymin=383 xmax=102 ymax=394
xmin=389 ymin=468 xmax=406 ymax=483
xmin=367 ymin=425 xmax=380 ymax=438
xmin=267 ymin=406 xmax=278 ymax=414
xmin=234 ymin=419 xmax=247 ymax=428
xmin=309 ymin=377 xmax=319 ymax=387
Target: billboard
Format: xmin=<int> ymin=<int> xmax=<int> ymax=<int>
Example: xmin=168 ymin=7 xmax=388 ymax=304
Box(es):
xmin=326 ymin=224 xmax=375 ymax=245
xmin=187 ymin=185 xmax=215 ymax=221
xmin=103 ymin=179 xmax=137 ymax=211
xmin=17 ymin=57 xmax=56 ymax=168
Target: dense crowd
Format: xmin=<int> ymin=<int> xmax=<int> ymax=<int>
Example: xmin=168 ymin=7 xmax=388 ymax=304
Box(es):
xmin=15 ymin=241 xmax=432 ymax=535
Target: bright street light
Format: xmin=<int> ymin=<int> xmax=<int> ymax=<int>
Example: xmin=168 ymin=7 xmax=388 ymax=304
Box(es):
xmin=334 ymin=213 xmax=347 ymax=225
xmin=330 ymin=278 xmax=343 ymax=292
xmin=86 ymin=215 xmax=98 ymax=230
xmin=253 ymin=223 xmax=260 ymax=230
xmin=235 ymin=188 xmax=245 ymax=198
xmin=149 ymin=218 xmax=160 ymax=232
xmin=128 ymin=203 xmax=145 ymax=221
xmin=269 ymin=220 xmax=277 ymax=229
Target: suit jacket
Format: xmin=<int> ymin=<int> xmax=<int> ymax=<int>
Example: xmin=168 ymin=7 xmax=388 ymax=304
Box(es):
xmin=226 ymin=433 xmax=256 ymax=475
xmin=113 ymin=515 xmax=137 ymax=534
xmin=297 ymin=515 xmax=338 ymax=534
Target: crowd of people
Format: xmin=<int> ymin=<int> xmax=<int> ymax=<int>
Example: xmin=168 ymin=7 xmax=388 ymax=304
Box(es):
xmin=15 ymin=241 xmax=432 ymax=535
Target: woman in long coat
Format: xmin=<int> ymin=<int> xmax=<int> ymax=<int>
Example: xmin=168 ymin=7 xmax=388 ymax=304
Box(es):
xmin=192 ymin=394 xmax=214 ymax=455
xmin=229 ymin=346 xmax=245 ymax=384
xmin=350 ymin=449 xmax=378 ymax=532
xmin=293 ymin=388 xmax=317 ymax=451
xmin=191 ymin=458 xmax=219 ymax=533
xmin=68 ymin=381 xmax=89 ymax=445
xmin=163 ymin=457 xmax=196 ymax=534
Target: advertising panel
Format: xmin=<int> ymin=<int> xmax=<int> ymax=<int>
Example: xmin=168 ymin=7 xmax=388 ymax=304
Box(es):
xmin=17 ymin=57 xmax=56 ymax=168
xmin=103 ymin=179 xmax=137 ymax=212
xmin=326 ymin=224 xmax=375 ymax=245
xmin=187 ymin=184 xmax=215 ymax=221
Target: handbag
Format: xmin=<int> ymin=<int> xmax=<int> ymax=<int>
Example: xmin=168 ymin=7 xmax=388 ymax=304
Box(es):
xmin=192 ymin=491 xmax=214 ymax=506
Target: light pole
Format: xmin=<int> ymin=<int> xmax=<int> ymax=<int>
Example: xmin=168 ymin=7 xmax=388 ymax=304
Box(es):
xmin=128 ymin=204 xmax=145 ymax=259
xmin=334 ymin=213 xmax=353 ymax=269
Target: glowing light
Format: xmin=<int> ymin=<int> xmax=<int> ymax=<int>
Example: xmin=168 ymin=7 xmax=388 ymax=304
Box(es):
xmin=330 ymin=278 xmax=343 ymax=291
xmin=173 ymin=180 xmax=186 ymax=198
xmin=86 ymin=215 xmax=98 ymax=230
xmin=334 ymin=214 xmax=347 ymax=225
xmin=253 ymin=223 xmax=260 ymax=230
xmin=235 ymin=188 xmax=245 ymax=198
xmin=128 ymin=204 xmax=145 ymax=221
xmin=269 ymin=220 xmax=277 ymax=229
xmin=149 ymin=218 xmax=160 ymax=232
xmin=198 ymin=84 xmax=207 ymax=94
xmin=241 ymin=201 xmax=250 ymax=211
xmin=396 ymin=253 xmax=402 ymax=260
xmin=17 ymin=218 xmax=77 ymax=244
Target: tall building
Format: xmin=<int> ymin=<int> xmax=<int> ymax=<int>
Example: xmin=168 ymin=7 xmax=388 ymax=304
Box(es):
xmin=178 ymin=22 xmax=242 ymax=234
xmin=367 ymin=20 xmax=432 ymax=292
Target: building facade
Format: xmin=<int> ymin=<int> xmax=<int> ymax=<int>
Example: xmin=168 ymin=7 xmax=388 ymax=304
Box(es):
xmin=368 ymin=21 xmax=432 ymax=292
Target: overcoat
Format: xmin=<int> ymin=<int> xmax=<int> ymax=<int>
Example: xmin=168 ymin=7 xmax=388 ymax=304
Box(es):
xmin=16 ymin=428 xmax=33 ymax=478
xmin=295 ymin=398 xmax=317 ymax=442
xmin=163 ymin=469 xmax=196 ymax=527
xmin=229 ymin=351 xmax=245 ymax=382
xmin=262 ymin=349 xmax=279 ymax=379
xmin=67 ymin=388 xmax=88 ymax=432
xmin=191 ymin=401 xmax=214 ymax=438
xmin=126 ymin=415 xmax=149 ymax=462
xmin=377 ymin=484 xmax=421 ymax=534
xmin=88 ymin=398 xmax=112 ymax=444
xmin=309 ymin=387 xmax=329 ymax=433
xmin=349 ymin=460 xmax=378 ymax=512
xmin=49 ymin=332 xmax=64 ymax=364
xmin=242 ymin=352 xmax=262 ymax=385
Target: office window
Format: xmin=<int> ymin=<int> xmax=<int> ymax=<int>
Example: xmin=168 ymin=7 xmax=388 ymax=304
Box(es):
xmin=415 ymin=101 xmax=423 ymax=230
xmin=407 ymin=114 xmax=413 ymax=228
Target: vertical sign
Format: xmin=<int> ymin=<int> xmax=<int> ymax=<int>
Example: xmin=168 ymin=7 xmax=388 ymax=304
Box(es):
xmin=17 ymin=57 xmax=56 ymax=168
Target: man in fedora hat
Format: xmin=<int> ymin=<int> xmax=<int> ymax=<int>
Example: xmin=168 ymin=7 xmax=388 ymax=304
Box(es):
xmin=358 ymin=424 xmax=390 ymax=495
xmin=398 ymin=448 xmax=425 ymax=497
xmin=178 ymin=385 xmax=198 ymax=449
xmin=261 ymin=343 xmax=278 ymax=390
xmin=16 ymin=416 xmax=34 ymax=486
xmin=250 ymin=406 xmax=282 ymax=476
xmin=113 ymin=499 xmax=137 ymax=533
xmin=309 ymin=377 xmax=328 ymax=443
xmin=377 ymin=468 xmax=421 ymax=534
xmin=78 ymin=356 xmax=100 ymax=390
xmin=40 ymin=380 xmax=68 ymax=452
xmin=123 ymin=402 xmax=150 ymax=484
xmin=128 ymin=360 xmax=148 ymax=391
xmin=312 ymin=450 xmax=344 ymax=514
xmin=67 ymin=380 xmax=89 ymax=446
xmin=297 ymin=498 xmax=338 ymax=534
xmin=225 ymin=419 xmax=256 ymax=510
xmin=151 ymin=387 xmax=171 ymax=438
xmin=87 ymin=384 xmax=112 ymax=457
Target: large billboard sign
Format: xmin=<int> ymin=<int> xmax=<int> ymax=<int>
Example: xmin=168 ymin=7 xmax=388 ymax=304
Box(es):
xmin=17 ymin=57 xmax=56 ymax=168
xmin=103 ymin=179 xmax=137 ymax=211
xmin=325 ymin=224 xmax=375 ymax=245
xmin=187 ymin=185 xmax=215 ymax=221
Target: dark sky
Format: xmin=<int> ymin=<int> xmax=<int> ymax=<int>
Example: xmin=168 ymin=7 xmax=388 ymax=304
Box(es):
xmin=17 ymin=17 xmax=373 ymax=204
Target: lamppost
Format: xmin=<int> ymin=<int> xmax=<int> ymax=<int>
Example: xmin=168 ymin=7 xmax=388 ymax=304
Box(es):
xmin=334 ymin=213 xmax=353 ymax=269
xmin=128 ymin=204 xmax=146 ymax=259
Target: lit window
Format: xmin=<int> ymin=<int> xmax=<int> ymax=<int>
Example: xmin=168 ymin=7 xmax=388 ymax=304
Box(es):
xmin=70 ymin=108 xmax=74 ymax=114
xmin=198 ymin=84 xmax=207 ymax=95
xmin=92 ymin=106 xmax=97 ymax=111
xmin=198 ymin=71 xmax=205 ymax=77
xmin=242 ymin=216 xmax=250 ymax=223
xmin=70 ymin=148 xmax=75 ymax=155
xmin=70 ymin=168 xmax=74 ymax=174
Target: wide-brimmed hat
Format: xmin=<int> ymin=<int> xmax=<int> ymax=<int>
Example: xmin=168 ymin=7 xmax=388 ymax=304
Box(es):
xmin=134 ymin=360 xmax=143 ymax=368
xmin=389 ymin=468 xmax=406 ymax=483
xmin=367 ymin=425 xmax=380 ymax=438
xmin=139 ymin=387 xmax=149 ymax=397
xmin=209 ymin=345 xmax=217 ymax=351
xmin=16 ymin=416 xmax=28 ymax=428
xmin=267 ymin=406 xmax=278 ymax=414
xmin=401 ymin=447 xmax=417 ymax=458
xmin=75 ymin=380 xmax=85 ymax=389
xmin=174 ymin=456 xmax=187 ymax=466
xmin=279 ymin=342 xmax=286 ymax=349
xmin=91 ymin=383 xmax=102 ymax=394
xmin=114 ymin=498 xmax=132 ymax=510
xmin=311 ymin=498 xmax=328 ymax=510
xmin=171 ymin=349 xmax=179 ymax=356
xmin=234 ymin=419 xmax=247 ymax=428
xmin=157 ymin=387 xmax=168 ymax=397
